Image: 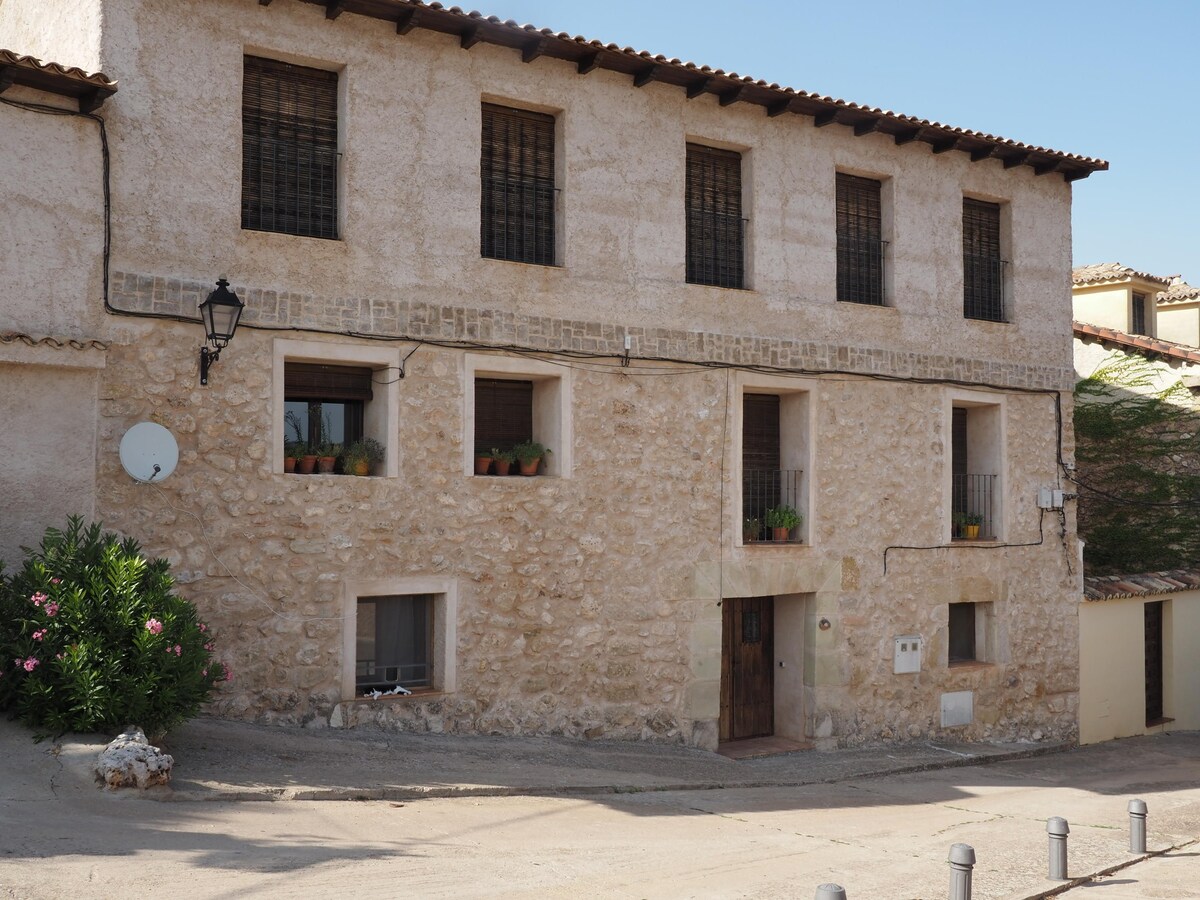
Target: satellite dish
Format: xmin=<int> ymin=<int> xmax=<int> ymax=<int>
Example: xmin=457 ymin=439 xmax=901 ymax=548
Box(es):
xmin=119 ymin=422 xmax=179 ymax=483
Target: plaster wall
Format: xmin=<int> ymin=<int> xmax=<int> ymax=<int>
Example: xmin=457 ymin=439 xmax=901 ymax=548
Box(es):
xmin=1073 ymin=337 xmax=1200 ymax=401
xmin=0 ymin=0 xmax=103 ymax=72
xmin=1078 ymin=592 xmax=1200 ymax=744
xmin=7 ymin=0 xmax=1083 ymax=747
xmin=1155 ymin=302 xmax=1200 ymax=348
xmin=1072 ymin=282 xmax=1158 ymax=335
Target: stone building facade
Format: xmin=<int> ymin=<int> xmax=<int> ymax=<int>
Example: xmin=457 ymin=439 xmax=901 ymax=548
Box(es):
xmin=0 ymin=0 xmax=1106 ymax=749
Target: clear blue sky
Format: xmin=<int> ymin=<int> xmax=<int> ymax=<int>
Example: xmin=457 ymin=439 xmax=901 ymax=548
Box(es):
xmin=483 ymin=0 xmax=1197 ymax=282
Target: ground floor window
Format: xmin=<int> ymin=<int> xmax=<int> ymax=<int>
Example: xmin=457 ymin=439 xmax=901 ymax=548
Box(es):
xmin=356 ymin=594 xmax=432 ymax=692
xmin=284 ymin=362 xmax=371 ymax=462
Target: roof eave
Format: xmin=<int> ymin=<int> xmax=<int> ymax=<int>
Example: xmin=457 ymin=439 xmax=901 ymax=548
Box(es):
xmin=0 ymin=50 xmax=117 ymax=111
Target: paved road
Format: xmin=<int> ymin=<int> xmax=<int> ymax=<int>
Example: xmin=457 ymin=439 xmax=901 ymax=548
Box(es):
xmin=1 ymin=731 xmax=1198 ymax=898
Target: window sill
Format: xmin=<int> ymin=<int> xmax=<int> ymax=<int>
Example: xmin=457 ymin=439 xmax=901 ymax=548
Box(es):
xmin=742 ymin=540 xmax=806 ymax=547
xmin=281 ymin=472 xmax=386 ymax=479
xmin=348 ymin=688 xmax=444 ymax=703
xmin=481 ymin=254 xmax=562 ymax=270
xmin=685 ymin=280 xmax=755 ymax=294
xmin=1146 ymin=716 xmax=1175 ymax=728
xmin=948 ymin=660 xmax=993 ymax=671
xmin=836 ymin=298 xmax=895 ymax=310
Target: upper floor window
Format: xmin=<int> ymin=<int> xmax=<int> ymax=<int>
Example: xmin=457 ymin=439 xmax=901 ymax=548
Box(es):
xmin=1132 ymin=292 xmax=1148 ymax=335
xmin=962 ymin=198 xmax=1005 ymax=322
xmin=836 ymin=173 xmax=884 ymax=306
xmin=242 ymin=56 xmax=339 ymax=240
xmin=481 ymin=103 xmax=556 ymax=266
xmin=686 ymin=144 xmax=744 ymax=289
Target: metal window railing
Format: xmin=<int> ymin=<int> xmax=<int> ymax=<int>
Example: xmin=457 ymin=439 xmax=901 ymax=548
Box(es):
xmin=742 ymin=468 xmax=803 ymax=543
xmin=952 ymin=473 xmax=996 ymax=540
xmin=481 ymin=177 xmax=557 ymax=266
xmin=356 ymin=658 xmax=431 ymax=691
xmin=963 ymin=255 xmax=1007 ymax=322
xmin=242 ymin=137 xmax=340 ymax=239
xmin=687 ymin=213 xmax=747 ymax=289
xmin=837 ymin=236 xmax=887 ymax=306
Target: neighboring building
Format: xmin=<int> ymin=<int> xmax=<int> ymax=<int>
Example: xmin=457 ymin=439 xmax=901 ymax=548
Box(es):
xmin=1071 ymin=263 xmax=1171 ymax=338
xmin=0 ymin=0 xmax=1106 ymax=750
xmin=1080 ymin=570 xmax=1200 ymax=744
xmin=1155 ymin=277 xmax=1200 ymax=347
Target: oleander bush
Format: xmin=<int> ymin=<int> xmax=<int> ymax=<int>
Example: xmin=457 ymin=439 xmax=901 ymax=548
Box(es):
xmin=0 ymin=517 xmax=225 ymax=736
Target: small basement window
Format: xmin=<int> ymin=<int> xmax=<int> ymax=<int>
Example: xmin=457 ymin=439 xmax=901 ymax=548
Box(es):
xmin=948 ymin=601 xmax=993 ymax=666
xmin=356 ymin=594 xmax=432 ymax=693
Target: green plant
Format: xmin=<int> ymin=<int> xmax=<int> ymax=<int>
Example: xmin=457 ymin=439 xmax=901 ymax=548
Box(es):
xmin=742 ymin=517 xmax=761 ymax=537
xmin=952 ymin=511 xmax=967 ymax=527
xmin=964 ymin=513 xmax=983 ymax=526
xmin=513 ymin=440 xmax=550 ymax=463
xmin=0 ymin=517 xmax=224 ymax=737
xmin=764 ymin=505 xmax=801 ymax=530
xmin=359 ymin=438 xmax=384 ymax=463
xmin=494 ymin=448 xmax=516 ymax=464
xmin=287 ymin=442 xmax=308 ymax=460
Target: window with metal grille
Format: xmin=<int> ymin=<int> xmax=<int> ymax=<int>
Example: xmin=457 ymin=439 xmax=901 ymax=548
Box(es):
xmin=686 ymin=144 xmax=744 ymax=289
xmin=242 ymin=56 xmax=339 ymax=239
xmin=963 ymin=198 xmax=1006 ymax=322
xmin=474 ymin=378 xmax=533 ymax=456
xmin=836 ymin=173 xmax=884 ymax=305
xmin=948 ymin=602 xmax=977 ymax=663
xmin=284 ymin=362 xmax=371 ymax=453
xmin=1132 ymin=292 xmax=1147 ymax=335
xmin=481 ymin=104 xmax=556 ymax=265
xmin=356 ymin=594 xmax=432 ymax=691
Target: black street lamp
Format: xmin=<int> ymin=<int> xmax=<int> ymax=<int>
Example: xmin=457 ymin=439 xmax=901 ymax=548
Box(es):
xmin=198 ymin=277 xmax=244 ymax=385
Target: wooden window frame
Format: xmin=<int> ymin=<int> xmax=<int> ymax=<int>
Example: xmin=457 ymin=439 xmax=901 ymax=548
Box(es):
xmin=963 ymin=198 xmax=1006 ymax=322
xmin=242 ymin=56 xmax=340 ymax=240
xmin=284 ymin=362 xmax=371 ymax=455
xmin=686 ymin=143 xmax=745 ymax=289
xmin=481 ymin=103 xmax=557 ymax=266
xmin=474 ymin=377 xmax=534 ymax=456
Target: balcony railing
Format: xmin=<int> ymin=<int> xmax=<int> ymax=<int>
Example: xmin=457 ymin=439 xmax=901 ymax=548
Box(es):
xmin=742 ymin=468 xmax=803 ymax=543
xmin=952 ymin=473 xmax=996 ymax=540
xmin=963 ymin=254 xmax=1007 ymax=322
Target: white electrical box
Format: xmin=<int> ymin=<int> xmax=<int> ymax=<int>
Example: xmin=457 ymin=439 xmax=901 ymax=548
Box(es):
xmin=941 ymin=691 xmax=974 ymax=727
xmin=1038 ymin=488 xmax=1066 ymax=510
xmin=894 ymin=635 xmax=922 ymax=674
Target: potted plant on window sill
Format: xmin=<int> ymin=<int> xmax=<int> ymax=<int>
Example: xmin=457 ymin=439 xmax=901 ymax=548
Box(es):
xmin=316 ymin=443 xmax=340 ymax=474
xmin=513 ymin=440 xmax=550 ymax=476
xmin=343 ymin=438 xmax=385 ymax=476
xmin=743 ymin=517 xmax=761 ymax=543
xmin=297 ymin=446 xmax=318 ymax=475
xmin=283 ymin=443 xmax=303 ymax=474
xmin=764 ymin=505 xmax=802 ymax=542
xmin=962 ymin=513 xmax=982 ymax=540
xmin=492 ymin=448 xmax=515 ymax=476
xmin=474 ymin=450 xmax=493 ymax=476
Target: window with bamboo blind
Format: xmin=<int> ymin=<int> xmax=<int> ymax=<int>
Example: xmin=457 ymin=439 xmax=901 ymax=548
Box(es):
xmin=686 ymin=144 xmax=744 ymax=289
xmin=474 ymin=378 xmax=534 ymax=455
xmin=836 ymin=173 xmax=884 ymax=305
xmin=481 ymin=103 xmax=556 ymax=265
xmin=283 ymin=362 xmax=371 ymax=450
xmin=242 ymin=56 xmax=339 ymax=239
xmin=963 ymin=198 xmax=1005 ymax=322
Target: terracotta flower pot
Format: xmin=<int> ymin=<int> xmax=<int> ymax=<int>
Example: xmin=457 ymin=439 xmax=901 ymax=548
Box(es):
xmin=474 ymin=456 xmax=493 ymax=475
xmin=519 ymin=457 xmax=540 ymax=476
xmin=352 ymin=459 xmax=370 ymax=476
xmin=494 ymin=459 xmax=512 ymax=476
xmin=298 ymin=456 xmax=317 ymax=475
xmin=284 ymin=457 xmax=296 ymax=474
xmin=317 ymin=456 xmax=337 ymax=474
xmin=772 ymin=526 xmax=791 ymax=542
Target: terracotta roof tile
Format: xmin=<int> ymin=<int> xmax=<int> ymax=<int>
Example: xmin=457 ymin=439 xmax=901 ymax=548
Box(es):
xmin=1157 ymin=277 xmax=1200 ymax=305
xmin=280 ymin=0 xmax=1107 ymax=179
xmin=1072 ymin=263 xmax=1174 ymax=288
xmin=0 ymin=331 xmax=108 ymax=352
xmin=1084 ymin=568 xmax=1200 ymax=601
xmin=1073 ymin=321 xmax=1200 ymax=365
xmin=0 ymin=49 xmax=117 ymax=109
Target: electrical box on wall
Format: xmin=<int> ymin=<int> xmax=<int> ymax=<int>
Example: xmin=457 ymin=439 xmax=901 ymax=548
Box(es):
xmin=894 ymin=635 xmax=922 ymax=674
xmin=1038 ymin=488 xmax=1065 ymax=509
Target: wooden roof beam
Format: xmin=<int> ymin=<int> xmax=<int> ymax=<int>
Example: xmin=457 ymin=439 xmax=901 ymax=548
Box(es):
xmin=0 ymin=67 xmax=14 ymax=95
xmin=324 ymin=0 xmax=345 ymax=20
xmin=78 ymin=86 xmax=110 ymax=113
xmin=893 ymin=127 xmax=922 ymax=146
xmin=931 ymin=136 xmax=958 ymax=154
xmin=522 ymin=38 xmax=548 ymax=64
xmin=633 ymin=64 xmax=660 ymax=88
xmin=460 ymin=24 xmax=483 ymax=49
xmin=853 ymin=117 xmax=879 ymax=136
xmin=970 ymin=147 xmax=994 ymax=162
xmin=1035 ymin=159 xmax=1063 ymax=176
xmin=1002 ymin=151 xmax=1031 ymax=170
xmin=813 ymin=110 xmax=838 ymax=127
xmin=258 ymin=0 xmax=272 ymax=5
xmin=718 ymin=85 xmax=744 ymax=107
xmin=396 ymin=7 xmax=421 ymax=34
xmin=686 ymin=76 xmax=712 ymax=99
xmin=576 ymin=50 xmax=600 ymax=74
xmin=766 ymin=98 xmax=793 ymax=118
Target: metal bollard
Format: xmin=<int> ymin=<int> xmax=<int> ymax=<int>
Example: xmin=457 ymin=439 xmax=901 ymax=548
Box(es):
xmin=815 ymin=885 xmax=847 ymax=900
xmin=1128 ymin=799 xmax=1148 ymax=854
xmin=948 ymin=843 xmax=975 ymax=900
xmin=1047 ymin=817 xmax=1070 ymax=880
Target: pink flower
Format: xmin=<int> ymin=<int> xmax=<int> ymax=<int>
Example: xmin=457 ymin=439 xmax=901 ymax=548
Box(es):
xmin=31 ymin=629 xmax=46 ymax=642
xmin=204 ymin=642 xmax=214 ymax=652
xmin=174 ymin=645 xmax=182 ymax=656
xmin=198 ymin=623 xmax=207 ymax=633
xmin=201 ymin=668 xmax=208 ymax=677
xmin=56 ymin=653 xmax=63 ymax=661
xmin=22 ymin=657 xmax=39 ymax=672
xmin=49 ymin=577 xmax=62 ymax=585
xmin=30 ymin=592 xmax=47 ymax=607
xmin=221 ymin=663 xmax=232 ymax=682
xmin=44 ymin=602 xmax=59 ymax=617
xmin=145 ymin=618 xmax=163 ymax=635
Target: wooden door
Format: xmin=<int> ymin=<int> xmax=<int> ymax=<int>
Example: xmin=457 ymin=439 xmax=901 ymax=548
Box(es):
xmin=1145 ymin=601 xmax=1165 ymax=724
xmin=720 ymin=596 xmax=774 ymax=741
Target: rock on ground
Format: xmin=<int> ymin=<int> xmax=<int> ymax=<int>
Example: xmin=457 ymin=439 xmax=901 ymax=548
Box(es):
xmin=94 ymin=727 xmax=173 ymax=789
